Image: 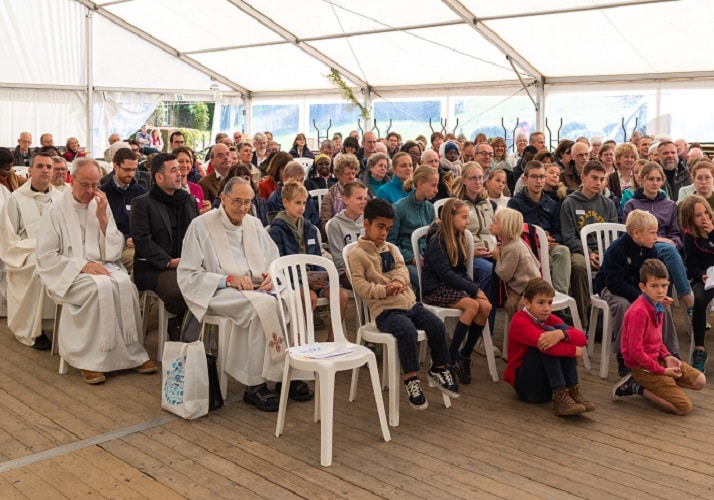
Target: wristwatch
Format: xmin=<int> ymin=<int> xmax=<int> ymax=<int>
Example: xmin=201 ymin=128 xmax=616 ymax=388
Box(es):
xmin=561 ymin=330 xmax=569 ymax=343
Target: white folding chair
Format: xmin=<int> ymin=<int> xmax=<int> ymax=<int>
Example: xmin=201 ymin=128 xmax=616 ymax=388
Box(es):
xmin=581 ymin=223 xmax=626 ymax=379
xmin=433 ymin=197 xmax=454 ymax=220
xmin=412 ymin=226 xmax=499 ymax=382
xmin=270 ymin=254 xmax=390 ymax=467
xmin=343 ymin=242 xmax=452 ymax=427
xmin=140 ymin=289 xmax=176 ymax=360
xmin=294 ymin=157 xmax=313 ymax=173
xmin=309 ymin=188 xmax=328 ymax=215
xmin=502 ymin=226 xmax=590 ymax=370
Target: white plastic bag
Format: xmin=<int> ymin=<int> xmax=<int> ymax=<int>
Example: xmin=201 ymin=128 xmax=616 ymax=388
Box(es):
xmin=161 ymin=340 xmax=209 ymax=419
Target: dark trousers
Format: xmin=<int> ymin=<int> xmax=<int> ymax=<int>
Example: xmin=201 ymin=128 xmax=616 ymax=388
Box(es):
xmin=154 ymin=269 xmax=187 ymax=316
xmin=692 ymin=282 xmax=714 ymax=346
xmin=513 ymin=348 xmax=579 ymax=403
xmin=376 ymin=303 xmax=449 ymax=374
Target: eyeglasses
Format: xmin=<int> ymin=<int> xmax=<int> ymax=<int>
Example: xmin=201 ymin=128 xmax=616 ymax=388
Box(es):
xmin=75 ymin=180 xmax=100 ymax=190
xmin=225 ymin=195 xmax=252 ymax=206
xmin=478 ymin=152 xmax=494 ymax=158
xmin=466 ymin=176 xmax=484 ymax=182
xmin=118 ymin=166 xmax=138 ymax=173
xmin=527 ymin=175 xmax=546 ymax=180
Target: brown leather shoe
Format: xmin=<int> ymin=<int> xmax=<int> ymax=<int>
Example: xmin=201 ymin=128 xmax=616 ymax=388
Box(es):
xmin=135 ymin=360 xmax=158 ymax=374
xmin=81 ymin=370 xmax=106 ymax=385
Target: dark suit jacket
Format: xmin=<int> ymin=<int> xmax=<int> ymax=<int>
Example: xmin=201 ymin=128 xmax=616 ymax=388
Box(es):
xmin=130 ymin=192 xmax=198 ymax=291
xmin=198 ymin=172 xmax=221 ymax=205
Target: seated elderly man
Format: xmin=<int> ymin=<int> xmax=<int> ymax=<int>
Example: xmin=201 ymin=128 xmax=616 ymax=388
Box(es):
xmin=178 ymin=177 xmax=313 ymax=411
xmin=0 ymin=152 xmax=61 ymax=349
xmin=36 ymin=158 xmax=156 ymax=385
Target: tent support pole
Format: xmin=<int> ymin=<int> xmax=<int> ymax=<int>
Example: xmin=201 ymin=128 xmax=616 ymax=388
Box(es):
xmin=243 ymin=95 xmax=252 ymax=137
xmin=363 ymin=87 xmax=373 ymax=132
xmin=86 ymin=9 xmax=94 ymax=155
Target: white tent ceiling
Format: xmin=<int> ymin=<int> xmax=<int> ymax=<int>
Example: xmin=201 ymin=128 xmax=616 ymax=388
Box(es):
xmin=3 ymin=0 xmax=714 ymax=149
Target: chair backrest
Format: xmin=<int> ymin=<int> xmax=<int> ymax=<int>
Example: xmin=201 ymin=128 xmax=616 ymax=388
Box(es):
xmin=294 ymin=157 xmax=313 ymax=173
xmin=12 ymin=166 xmax=29 ymax=178
xmin=269 ymin=254 xmax=347 ymax=347
xmin=579 ymin=222 xmax=626 ymax=295
xmin=309 ymin=188 xmax=328 ymax=212
xmin=533 ymin=225 xmax=552 ymax=285
xmin=432 ymin=197 xmax=454 ymax=220
xmin=342 ymin=241 xmax=372 ymax=328
xmin=411 ymin=225 xmax=474 ymax=301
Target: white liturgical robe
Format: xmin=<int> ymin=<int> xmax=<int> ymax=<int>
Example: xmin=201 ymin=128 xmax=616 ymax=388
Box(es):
xmin=0 ymin=182 xmax=60 ymax=345
xmin=0 ymin=185 xmax=11 ymax=317
xmin=36 ymin=189 xmax=149 ymax=372
xmin=178 ymin=208 xmax=302 ymax=386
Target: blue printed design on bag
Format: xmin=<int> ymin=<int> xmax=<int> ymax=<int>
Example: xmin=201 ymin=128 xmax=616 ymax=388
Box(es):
xmin=164 ymin=356 xmax=185 ymax=405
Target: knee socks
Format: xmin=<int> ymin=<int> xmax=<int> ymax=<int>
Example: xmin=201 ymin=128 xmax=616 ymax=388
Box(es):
xmin=449 ymin=321 xmax=470 ymax=364
xmin=462 ymin=323 xmax=485 ymax=358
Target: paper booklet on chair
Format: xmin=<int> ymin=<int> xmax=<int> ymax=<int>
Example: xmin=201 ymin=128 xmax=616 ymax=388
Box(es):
xmin=290 ymin=343 xmax=354 ymax=359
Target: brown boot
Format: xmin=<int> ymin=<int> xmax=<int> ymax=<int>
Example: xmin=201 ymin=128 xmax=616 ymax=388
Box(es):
xmin=568 ymin=384 xmax=596 ymax=412
xmin=136 ymin=360 xmax=158 ymax=374
xmin=552 ymin=387 xmax=586 ymax=416
xmin=81 ymin=370 xmax=106 ymax=385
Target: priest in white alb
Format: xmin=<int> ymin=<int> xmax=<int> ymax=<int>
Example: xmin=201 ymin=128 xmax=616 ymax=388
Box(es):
xmin=0 ymin=152 xmax=61 ymax=349
xmin=178 ymin=176 xmax=313 ymax=412
xmin=36 ymin=158 xmax=157 ymax=384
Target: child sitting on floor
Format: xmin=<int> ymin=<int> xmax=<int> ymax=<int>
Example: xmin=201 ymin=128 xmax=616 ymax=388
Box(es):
xmin=613 ymin=259 xmax=706 ymax=415
xmin=491 ymin=207 xmax=541 ymax=319
xmin=347 ymin=198 xmax=458 ymax=410
xmin=504 ymin=278 xmax=595 ymax=416
xmin=422 ymin=198 xmax=492 ymax=385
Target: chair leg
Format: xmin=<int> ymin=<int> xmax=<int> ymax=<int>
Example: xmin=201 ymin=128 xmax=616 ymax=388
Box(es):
xmin=314 ymin=373 xmax=321 ymax=423
xmin=502 ymin=313 xmax=510 ymax=357
xmin=157 ymin=299 xmax=168 ymax=361
xmin=140 ymin=292 xmax=150 ymax=337
xmin=587 ymin=307 xmax=598 ymax=356
xmin=386 ymin=341 xmax=400 ymax=427
xmin=366 ymin=355 xmax=391 ymax=444
xmin=215 ymin=321 xmax=229 ymax=400
xmin=318 ymin=369 xmax=336 ymax=467
xmin=349 ymin=330 xmax=363 ymax=402
xmin=567 ymin=303 xmax=591 ymax=371
xmin=275 ymin=364 xmax=292 ymax=438
xmin=600 ymin=310 xmax=612 ymax=379
xmin=481 ymin=323 xmax=499 ymax=382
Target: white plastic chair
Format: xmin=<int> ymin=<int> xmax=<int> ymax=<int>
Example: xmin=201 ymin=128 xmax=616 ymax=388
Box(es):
xmin=581 ymin=222 xmax=626 ymax=379
xmin=412 ymin=226 xmax=499 ymax=382
xmin=433 ymin=197 xmax=454 ymax=220
xmin=12 ymin=166 xmax=29 ymax=178
xmin=501 ymin=226 xmax=590 ymax=370
xmin=140 ymin=289 xmax=176 ymax=360
xmin=309 ymin=188 xmax=328 ymax=214
xmin=342 ymin=242 xmax=452 ymax=427
xmin=294 ymin=157 xmax=313 ymax=173
xmin=269 ymin=254 xmax=390 ymax=467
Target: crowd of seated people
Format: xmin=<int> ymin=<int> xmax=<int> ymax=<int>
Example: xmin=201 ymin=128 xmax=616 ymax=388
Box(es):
xmin=0 ymin=124 xmax=710 ymax=417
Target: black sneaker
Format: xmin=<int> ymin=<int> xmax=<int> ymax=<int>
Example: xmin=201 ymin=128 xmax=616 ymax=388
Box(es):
xmin=243 ymin=383 xmax=279 ymax=412
xmin=616 ymin=353 xmax=630 ymax=377
xmin=32 ymin=331 xmax=51 ymax=351
xmin=692 ymin=349 xmax=708 ymax=373
xmin=427 ymin=368 xmax=459 ymax=398
xmin=612 ymin=374 xmax=636 ymax=401
xmin=404 ymin=378 xmax=428 ymax=410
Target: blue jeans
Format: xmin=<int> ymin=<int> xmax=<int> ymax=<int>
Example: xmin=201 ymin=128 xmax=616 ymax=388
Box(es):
xmin=654 ymin=242 xmax=691 ymax=297
xmin=376 ymin=303 xmax=449 ymax=374
xmin=513 ymin=348 xmax=579 ymax=403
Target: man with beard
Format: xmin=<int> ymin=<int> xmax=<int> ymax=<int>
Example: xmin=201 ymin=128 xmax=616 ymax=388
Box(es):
xmin=658 ymin=140 xmax=691 ymax=202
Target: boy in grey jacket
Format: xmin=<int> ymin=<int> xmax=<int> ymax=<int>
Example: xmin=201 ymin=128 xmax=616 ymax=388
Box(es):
xmin=560 ymin=160 xmax=618 ymax=328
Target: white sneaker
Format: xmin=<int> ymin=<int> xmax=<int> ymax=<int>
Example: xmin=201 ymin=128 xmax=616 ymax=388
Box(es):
xmin=474 ymin=336 xmax=501 ymax=358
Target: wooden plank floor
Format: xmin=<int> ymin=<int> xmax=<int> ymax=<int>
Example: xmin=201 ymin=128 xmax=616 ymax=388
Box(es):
xmin=0 ymin=301 xmax=713 ymax=499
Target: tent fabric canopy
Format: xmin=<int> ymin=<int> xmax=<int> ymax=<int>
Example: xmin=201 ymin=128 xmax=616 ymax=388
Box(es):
xmin=3 ymin=0 xmax=714 ymax=149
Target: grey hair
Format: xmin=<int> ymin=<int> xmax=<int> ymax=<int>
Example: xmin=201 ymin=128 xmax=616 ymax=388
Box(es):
xmin=223 ymin=176 xmax=254 ymax=197
xmin=253 ymin=132 xmax=266 ymax=142
xmin=283 ymin=161 xmax=305 ymax=178
xmin=367 ymin=152 xmax=390 ymax=170
xmin=51 ymin=156 xmax=67 ymax=166
xmin=70 ymin=157 xmax=101 ymax=176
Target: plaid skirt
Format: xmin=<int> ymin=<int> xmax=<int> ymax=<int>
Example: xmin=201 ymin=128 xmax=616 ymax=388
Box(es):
xmin=423 ymin=285 xmax=468 ymax=308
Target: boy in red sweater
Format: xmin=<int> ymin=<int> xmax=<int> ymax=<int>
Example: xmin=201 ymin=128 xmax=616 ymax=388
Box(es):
xmin=613 ymin=259 xmax=706 ymax=415
xmin=504 ymin=278 xmax=595 ymax=416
